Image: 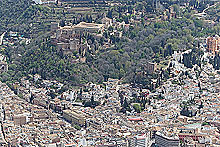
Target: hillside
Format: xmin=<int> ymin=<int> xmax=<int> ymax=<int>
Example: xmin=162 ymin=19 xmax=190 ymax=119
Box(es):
xmin=0 ymin=0 xmax=220 ymax=89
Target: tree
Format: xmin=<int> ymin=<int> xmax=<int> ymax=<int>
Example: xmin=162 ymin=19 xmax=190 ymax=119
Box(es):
xmin=123 ymin=98 xmax=128 ymax=109
xmin=198 ymin=101 xmax=203 ymax=109
xmin=74 ymin=125 xmax=81 ymax=130
xmin=80 ymin=88 xmax=83 ymax=95
xmin=107 ymin=9 xmax=112 ymax=19
xmin=105 ymin=94 xmax=108 ymax=99
xmin=119 ymin=92 xmax=124 ymax=106
xmin=166 ymin=43 xmax=173 ymax=56
xmin=91 ymin=95 xmax=94 ymax=105
xmin=133 ymin=104 xmax=141 ymax=113
xmin=60 ymin=20 xmax=65 ymax=27
xmin=141 ymin=97 xmax=147 ymax=109
xmin=30 ymin=92 xmax=34 ymax=103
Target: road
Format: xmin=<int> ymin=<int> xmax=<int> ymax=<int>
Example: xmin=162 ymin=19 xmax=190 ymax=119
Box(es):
xmin=194 ymin=2 xmax=220 ymax=17
xmin=0 ymin=32 xmax=5 ymax=46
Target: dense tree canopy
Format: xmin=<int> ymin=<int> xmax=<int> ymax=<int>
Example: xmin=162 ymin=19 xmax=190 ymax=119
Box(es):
xmin=0 ymin=0 xmax=220 ymax=89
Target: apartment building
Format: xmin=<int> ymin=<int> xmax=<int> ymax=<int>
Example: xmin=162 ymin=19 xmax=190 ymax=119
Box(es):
xmin=207 ymin=35 xmax=220 ymax=54
xmin=155 ymin=132 xmax=180 ymax=147
xmin=63 ymin=110 xmax=86 ymax=126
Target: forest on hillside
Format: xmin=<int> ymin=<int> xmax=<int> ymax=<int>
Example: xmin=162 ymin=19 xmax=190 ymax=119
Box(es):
xmin=0 ymin=0 xmax=220 ymax=88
